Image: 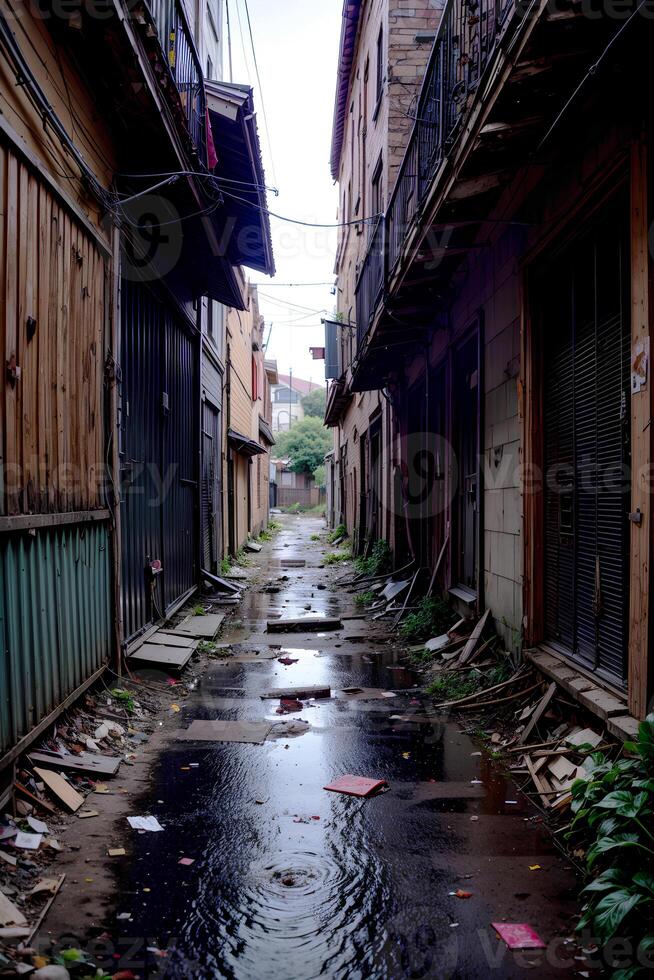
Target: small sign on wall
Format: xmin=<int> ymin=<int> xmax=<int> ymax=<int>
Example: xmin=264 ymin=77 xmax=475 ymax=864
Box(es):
xmin=632 ymin=337 xmax=649 ymax=394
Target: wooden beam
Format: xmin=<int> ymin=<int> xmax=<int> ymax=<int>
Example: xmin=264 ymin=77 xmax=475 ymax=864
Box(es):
xmin=628 ymin=136 xmax=651 ymax=720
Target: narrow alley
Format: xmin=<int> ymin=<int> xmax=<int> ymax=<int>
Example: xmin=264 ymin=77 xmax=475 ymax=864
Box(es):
xmin=50 ymin=514 xmax=577 ymax=980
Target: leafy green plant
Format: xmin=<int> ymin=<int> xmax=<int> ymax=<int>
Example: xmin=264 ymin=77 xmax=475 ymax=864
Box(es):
xmin=426 ymin=663 xmax=510 ymax=700
xmin=220 ymin=556 xmax=232 ymax=575
xmin=259 ymin=528 xmax=273 ymax=541
xmin=197 ymin=640 xmax=217 ymax=655
xmin=324 ymin=550 xmax=352 ymax=565
xmin=268 ymin=520 xmax=282 ymax=532
xmin=355 ymin=590 xmax=376 ymax=606
xmin=235 ymin=550 xmax=251 ymax=567
xmin=355 ymin=539 xmax=392 ymax=577
xmin=567 ymin=715 xmax=654 ymax=971
xmin=110 ymin=688 xmax=135 ymax=714
xmin=311 ymin=533 xmax=321 ymax=541
xmin=192 ymin=603 xmax=205 ymax=616
xmin=328 ymin=524 xmax=347 ymax=544
xmin=400 ymin=596 xmax=454 ymax=642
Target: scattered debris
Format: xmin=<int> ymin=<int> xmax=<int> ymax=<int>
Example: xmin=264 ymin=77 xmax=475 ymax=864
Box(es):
xmin=262 ymin=685 xmax=330 ymax=700
xmin=127 ymin=816 xmax=164 ymax=833
xmin=34 ymin=769 xmax=84 ymax=813
xmin=492 ymin=923 xmax=546 ymax=950
xmin=323 ymin=776 xmax=388 ymax=798
xmin=177 ymin=720 xmax=272 ymax=744
xmin=266 ymin=617 xmax=342 ymax=633
xmin=278 ymin=656 xmax=299 ymax=665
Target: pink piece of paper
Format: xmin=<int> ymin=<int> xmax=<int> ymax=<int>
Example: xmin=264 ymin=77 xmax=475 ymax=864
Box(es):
xmin=492 ymin=923 xmax=546 ymax=950
xmin=178 ymin=857 xmax=195 ymax=866
xmin=323 ymin=775 xmax=387 ymax=798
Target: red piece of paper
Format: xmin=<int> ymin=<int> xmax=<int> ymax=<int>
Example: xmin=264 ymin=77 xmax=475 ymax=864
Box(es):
xmin=492 ymin=923 xmax=546 ymax=950
xmin=323 ymin=775 xmax=388 ymax=798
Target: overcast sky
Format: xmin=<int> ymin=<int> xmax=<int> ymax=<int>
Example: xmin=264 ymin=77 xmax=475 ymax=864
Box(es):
xmin=228 ymin=0 xmax=342 ymax=387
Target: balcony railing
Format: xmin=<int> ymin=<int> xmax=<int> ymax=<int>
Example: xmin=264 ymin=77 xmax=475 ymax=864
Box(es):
xmin=355 ymin=215 xmax=385 ymax=350
xmin=355 ymin=0 xmax=514 ymax=348
xmin=146 ymin=0 xmax=207 ymax=163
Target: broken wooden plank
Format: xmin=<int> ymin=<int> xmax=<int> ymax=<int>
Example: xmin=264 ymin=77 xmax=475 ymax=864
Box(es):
xmin=150 ymin=631 xmax=197 ymax=649
xmin=29 ymin=752 xmax=120 ymax=777
xmin=15 ymin=781 xmax=57 ymax=815
xmin=525 ymin=755 xmax=552 ymax=809
xmin=170 ymin=613 xmax=225 ymax=639
xmin=393 ymin=570 xmax=421 ymax=626
xmin=427 ymin=532 xmax=450 ymax=597
xmin=177 ymin=720 xmax=272 ymax=745
xmin=266 ymin=617 xmax=342 ymax=634
xmin=34 ymin=768 xmax=85 ymax=812
xmin=280 ymin=559 xmax=305 ymax=568
xmin=458 ymin=609 xmax=491 ymax=664
xmin=27 ymin=874 xmax=65 ymax=943
xmin=518 ymin=682 xmax=557 ymax=745
xmin=128 ymin=643 xmax=195 ymax=672
xmin=202 ymin=569 xmax=240 ymax=594
xmin=262 ymin=685 xmax=331 ymax=700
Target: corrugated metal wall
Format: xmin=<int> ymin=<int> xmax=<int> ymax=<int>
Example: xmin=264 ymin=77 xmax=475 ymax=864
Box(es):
xmin=119 ymin=277 xmax=198 ymax=642
xmin=0 ymin=521 xmax=111 ymax=756
xmin=0 ymin=143 xmax=113 ymax=763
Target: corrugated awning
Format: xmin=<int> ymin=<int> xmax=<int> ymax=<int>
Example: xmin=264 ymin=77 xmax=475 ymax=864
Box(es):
xmin=228 ymin=428 xmax=266 ymax=457
xmin=206 ymin=80 xmax=275 ymax=277
xmin=258 ymin=417 xmax=275 ymax=446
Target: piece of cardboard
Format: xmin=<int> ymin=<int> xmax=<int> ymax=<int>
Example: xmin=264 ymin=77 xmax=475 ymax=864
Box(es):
xmin=492 ymin=923 xmax=546 ymax=950
xmin=177 ymin=720 xmax=272 ymax=745
xmin=35 ymin=768 xmax=84 ymax=813
xmin=324 ymin=775 xmax=388 ymax=798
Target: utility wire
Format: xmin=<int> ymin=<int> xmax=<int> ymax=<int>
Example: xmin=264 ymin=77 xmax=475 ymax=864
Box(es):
xmin=242 ymin=0 xmax=278 ymax=188
xmin=225 ymin=0 xmax=234 ymax=81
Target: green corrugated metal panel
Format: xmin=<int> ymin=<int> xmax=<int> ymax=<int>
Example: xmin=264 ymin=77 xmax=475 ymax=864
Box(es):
xmin=0 ymin=521 xmax=111 ymax=756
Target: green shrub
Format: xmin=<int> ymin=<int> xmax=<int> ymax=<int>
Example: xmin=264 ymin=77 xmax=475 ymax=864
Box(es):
xmin=328 ymin=524 xmax=348 ymax=543
xmin=400 ymin=596 xmax=454 ymax=642
xmin=354 ymin=539 xmax=392 ymax=577
xmin=220 ymin=556 xmax=232 ymax=575
xmin=567 ymin=714 xmax=654 ymax=969
xmin=426 ymin=663 xmax=510 ymax=700
xmin=355 ymin=590 xmax=376 ymax=606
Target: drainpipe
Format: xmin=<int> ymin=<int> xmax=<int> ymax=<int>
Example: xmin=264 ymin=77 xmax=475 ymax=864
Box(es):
xmin=226 ymin=340 xmax=235 ymax=556
xmin=196 ymin=302 xmax=204 ymax=580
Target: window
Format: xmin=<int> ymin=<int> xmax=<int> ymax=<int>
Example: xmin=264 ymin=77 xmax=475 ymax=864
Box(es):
xmin=375 ymin=26 xmax=384 ymax=109
xmin=371 ymin=155 xmax=383 ymax=217
xmin=206 ymin=300 xmax=225 ymax=361
xmin=252 ymin=355 xmax=259 ymax=401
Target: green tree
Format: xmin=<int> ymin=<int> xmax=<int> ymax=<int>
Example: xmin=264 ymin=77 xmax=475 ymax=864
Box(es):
xmin=313 ymin=464 xmax=326 ymax=487
xmin=301 ymin=387 xmax=327 ymax=419
xmin=275 ymin=417 xmax=332 ymax=476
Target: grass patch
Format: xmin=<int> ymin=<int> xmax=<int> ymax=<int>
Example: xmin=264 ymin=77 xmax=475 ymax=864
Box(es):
xmin=259 ymin=528 xmax=273 ymax=542
xmin=399 ymin=596 xmax=454 ymax=643
xmin=310 ymin=533 xmax=321 ymax=541
xmin=191 ymin=603 xmax=205 ymax=617
xmin=355 ymin=590 xmax=376 ymax=606
xmin=324 ymin=550 xmax=352 ymax=565
xmin=268 ymin=520 xmax=282 ymax=532
xmin=220 ymin=556 xmax=232 ymax=575
xmin=426 ymin=663 xmax=511 ymax=700
xmin=354 ymin=539 xmax=392 ymax=577
xmin=235 ymin=550 xmax=251 ymax=567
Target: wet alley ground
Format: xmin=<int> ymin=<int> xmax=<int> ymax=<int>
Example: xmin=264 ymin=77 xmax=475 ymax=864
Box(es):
xmin=44 ymin=514 xmax=582 ymax=979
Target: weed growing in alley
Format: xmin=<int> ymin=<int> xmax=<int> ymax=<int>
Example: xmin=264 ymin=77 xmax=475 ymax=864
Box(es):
xmin=355 ymin=590 xmax=376 ymax=606
xmin=400 ymin=596 xmax=454 ymax=642
xmin=328 ymin=524 xmax=347 ymax=543
xmin=354 ymin=539 xmax=392 ymax=576
xmin=268 ymin=520 xmax=282 ymax=532
xmin=220 ymin=556 xmax=232 ymax=575
xmin=310 ymin=533 xmax=321 ymax=541
xmin=197 ymin=640 xmax=217 ymax=655
xmin=324 ymin=550 xmax=352 ymax=565
xmin=192 ymin=604 xmax=205 ymax=616
xmin=567 ymin=715 xmax=654 ymax=966
xmin=426 ymin=663 xmax=511 ymax=701
xmin=110 ymin=688 xmax=136 ymax=714
xmin=235 ymin=550 xmax=251 ymax=567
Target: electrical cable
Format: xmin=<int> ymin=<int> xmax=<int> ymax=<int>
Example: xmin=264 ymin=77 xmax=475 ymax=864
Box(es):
xmin=242 ymin=0 xmax=278 ymax=188
xmin=538 ymin=0 xmax=650 ymax=152
xmin=116 ymin=169 xmax=279 ymax=195
xmin=257 ymin=292 xmax=328 ymax=315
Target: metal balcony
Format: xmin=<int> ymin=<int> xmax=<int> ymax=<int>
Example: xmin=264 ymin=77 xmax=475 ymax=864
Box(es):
xmin=145 ymin=0 xmax=207 ymax=163
xmin=354 ymin=0 xmax=514 ymax=348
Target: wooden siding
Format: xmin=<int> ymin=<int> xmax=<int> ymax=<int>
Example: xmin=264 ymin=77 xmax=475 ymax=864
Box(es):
xmin=0 ymin=145 xmax=107 ymax=516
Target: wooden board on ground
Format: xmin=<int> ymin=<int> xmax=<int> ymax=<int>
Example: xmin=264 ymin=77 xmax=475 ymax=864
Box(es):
xmin=128 ymin=643 xmax=196 ymax=672
xmin=262 ymin=685 xmax=331 ymax=700
xmin=336 ymin=687 xmax=397 ymax=701
xmin=518 ymin=682 xmax=557 ymax=745
xmin=149 ymin=631 xmax=197 ymax=649
xmin=29 ymin=751 xmax=121 ymax=777
xmin=34 ymin=768 xmax=84 ymax=813
xmin=280 ymin=559 xmax=306 ymax=568
xmin=177 ymin=720 xmax=272 ymax=744
xmin=170 ymin=613 xmax=225 ymax=639
xmin=459 ymin=609 xmax=491 ymax=664
xmin=267 ymin=617 xmax=342 ymax=633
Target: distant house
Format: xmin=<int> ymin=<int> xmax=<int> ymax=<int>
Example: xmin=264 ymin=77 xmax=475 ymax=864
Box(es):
xmin=271 ymin=374 xmax=322 ymax=432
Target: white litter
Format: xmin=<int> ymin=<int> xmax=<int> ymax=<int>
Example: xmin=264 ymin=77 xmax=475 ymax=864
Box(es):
xmin=127 ymin=816 xmax=164 ymax=833
xmin=14 ymin=831 xmax=43 ymax=850
xmin=27 ymin=815 xmax=49 ymax=835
